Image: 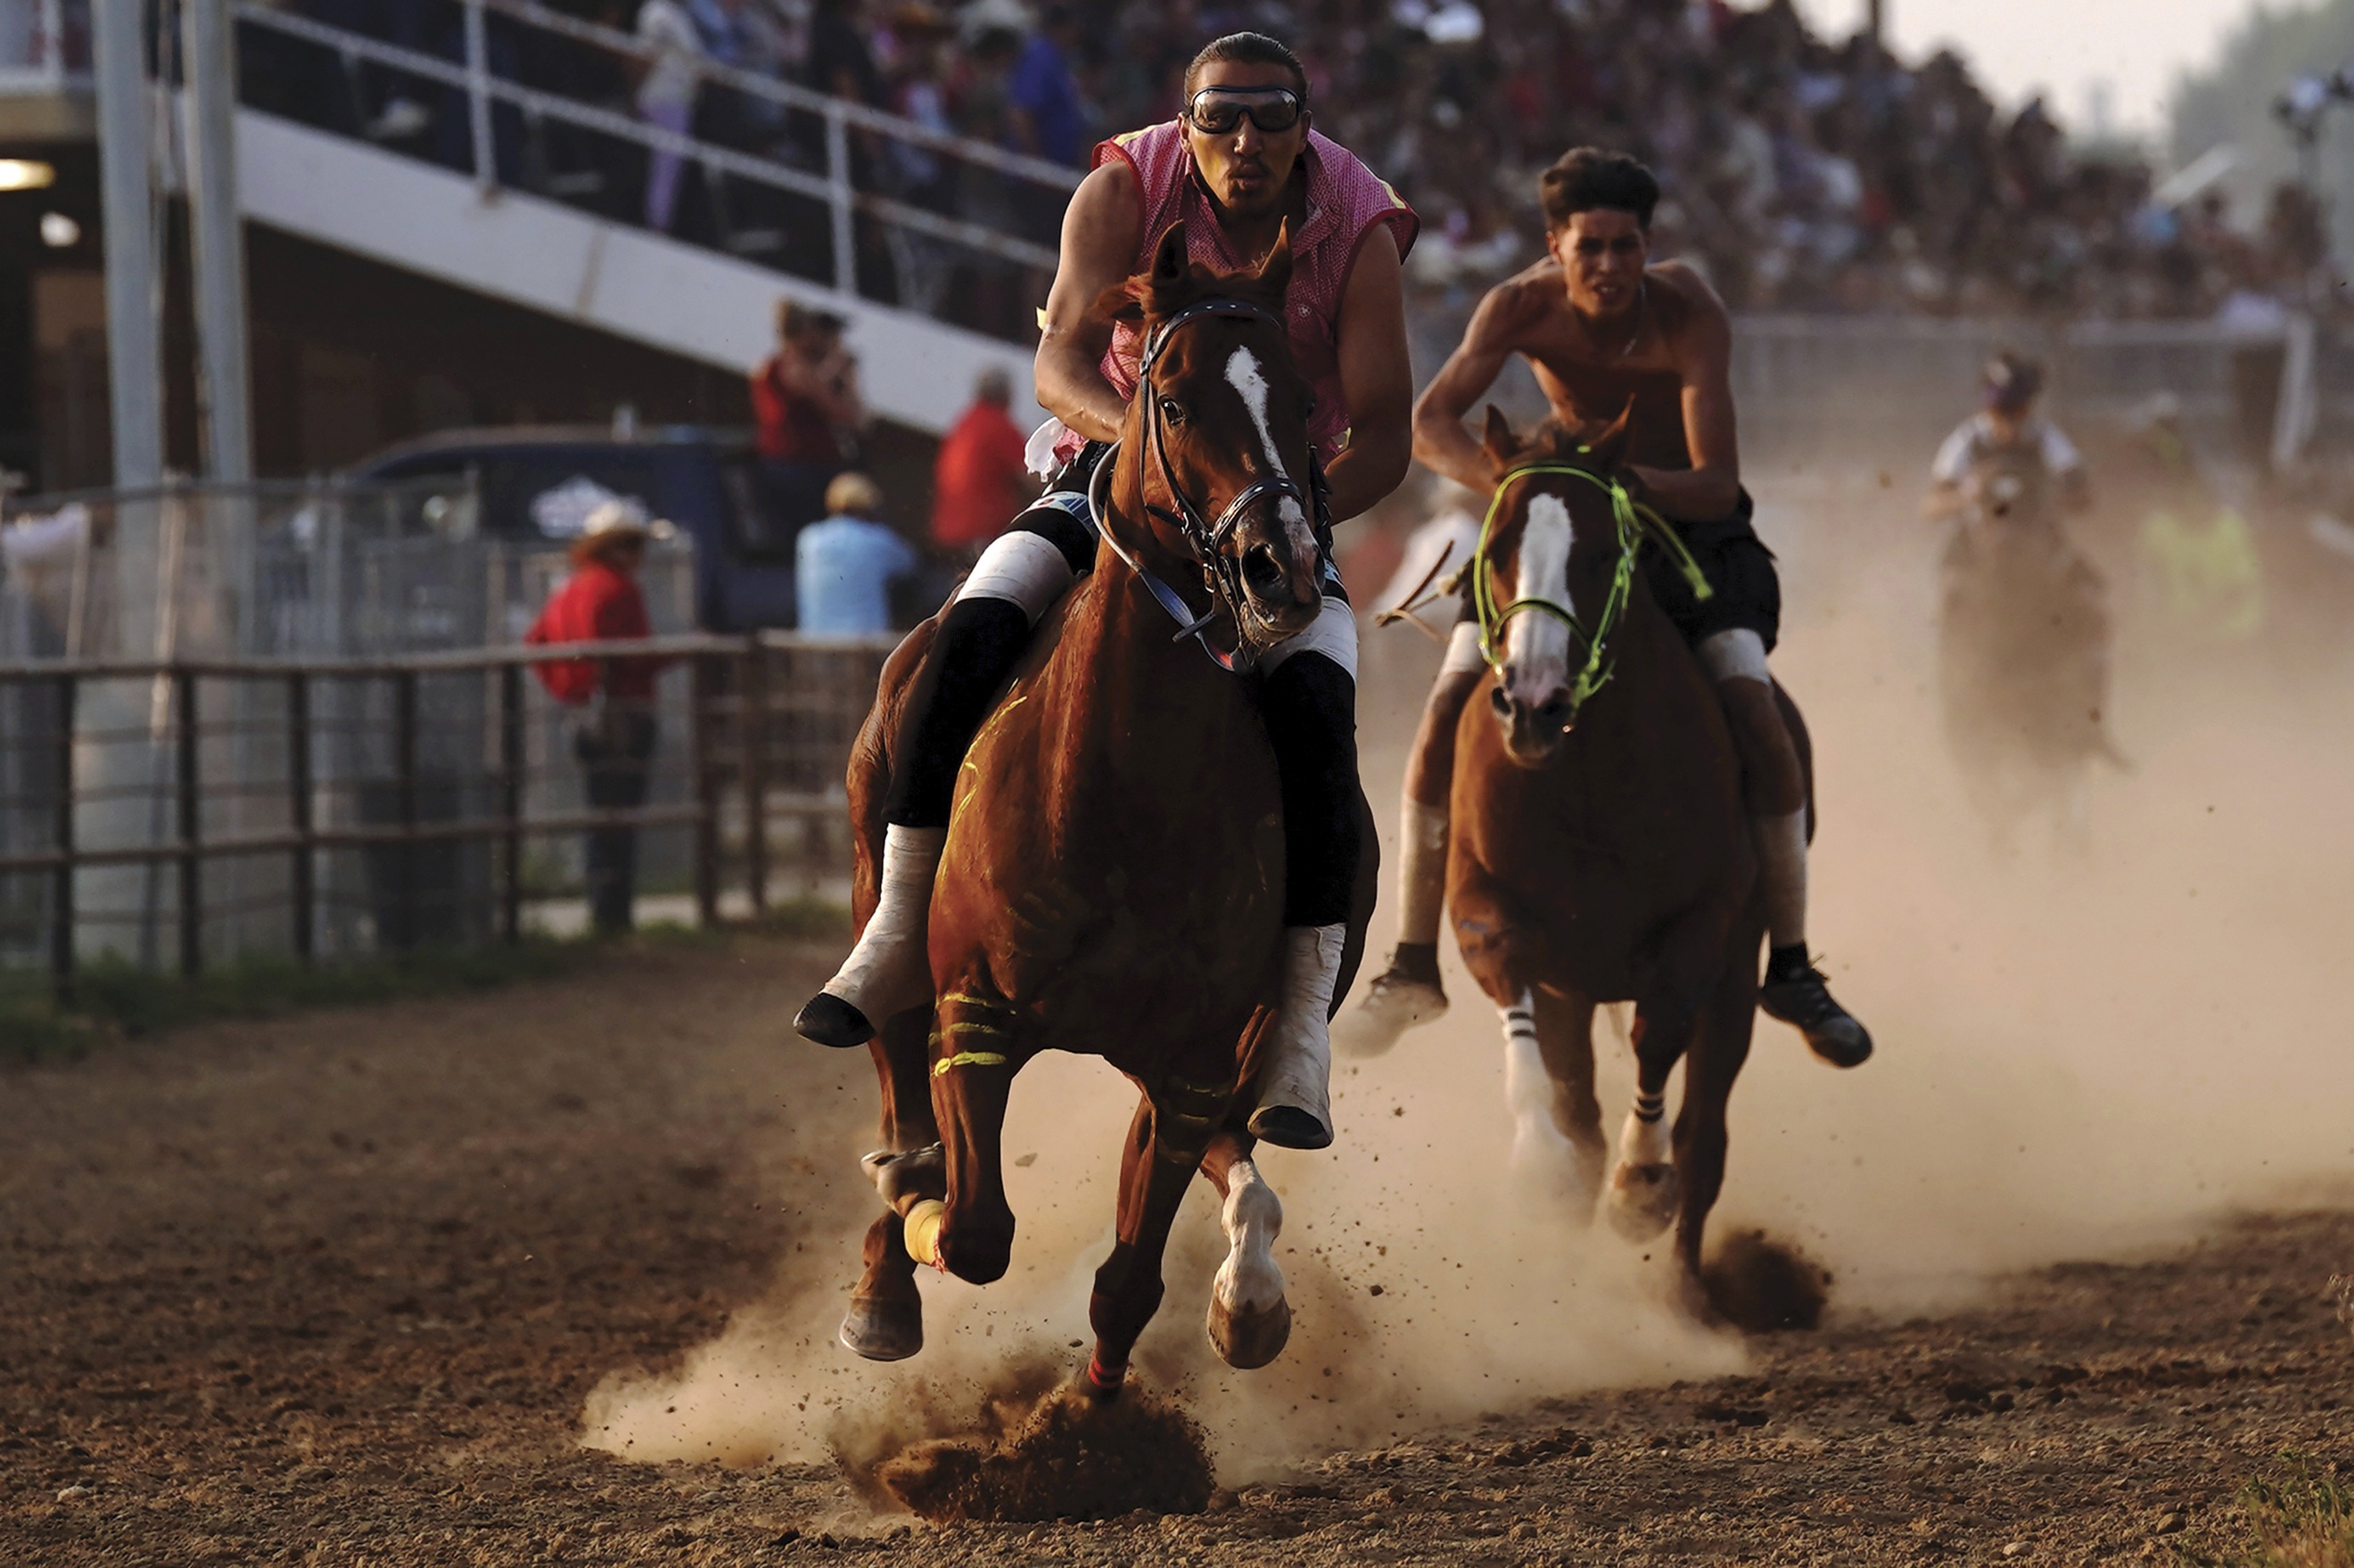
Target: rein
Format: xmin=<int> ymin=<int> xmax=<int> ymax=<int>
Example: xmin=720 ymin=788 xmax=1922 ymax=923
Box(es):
xmin=1089 ymin=295 xmax=1321 ymax=672
xmin=1469 ymin=463 xmax=1716 ymax=713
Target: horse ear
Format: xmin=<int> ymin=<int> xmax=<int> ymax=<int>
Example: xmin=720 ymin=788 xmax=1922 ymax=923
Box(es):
xmin=1254 ymin=218 xmax=1294 ymax=302
xmin=1584 ymin=396 xmax=1636 ymax=472
xmin=1151 ymin=222 xmax=1189 ymax=286
xmin=1093 ymin=276 xmax=1148 ymax=327
xmin=1481 ymin=404 xmax=1519 ymax=467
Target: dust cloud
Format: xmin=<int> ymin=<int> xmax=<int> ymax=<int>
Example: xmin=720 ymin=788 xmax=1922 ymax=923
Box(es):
xmin=584 ymin=452 xmax=2354 ymax=1490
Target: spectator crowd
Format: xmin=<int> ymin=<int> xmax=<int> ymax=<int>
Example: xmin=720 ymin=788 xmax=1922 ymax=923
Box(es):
xmin=243 ymin=0 xmax=2332 ymax=330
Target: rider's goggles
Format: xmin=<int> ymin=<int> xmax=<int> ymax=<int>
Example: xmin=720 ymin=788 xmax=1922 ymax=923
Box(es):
xmin=1184 ymin=86 xmax=1305 ymax=136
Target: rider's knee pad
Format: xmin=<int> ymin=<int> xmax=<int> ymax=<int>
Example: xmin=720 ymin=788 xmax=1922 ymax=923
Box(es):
xmin=1698 ymin=628 xmax=1771 ymax=685
xmin=959 ymin=530 xmax=1077 ymax=625
xmin=1260 ymin=598 xmax=1360 ymax=684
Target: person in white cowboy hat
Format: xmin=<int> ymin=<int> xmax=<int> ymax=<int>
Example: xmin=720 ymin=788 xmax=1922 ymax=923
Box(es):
xmin=526 ymin=498 xmax=672 ymax=933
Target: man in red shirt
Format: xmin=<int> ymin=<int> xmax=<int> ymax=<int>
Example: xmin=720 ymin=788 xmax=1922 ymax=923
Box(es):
xmin=929 ymin=366 xmax=1033 ymax=558
xmin=751 ymin=302 xmax=866 ymax=533
xmin=526 ymin=501 xmax=667 ymax=934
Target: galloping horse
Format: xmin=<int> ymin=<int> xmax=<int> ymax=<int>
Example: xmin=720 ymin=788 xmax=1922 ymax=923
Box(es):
xmin=1937 ymin=444 xmax=2117 ymax=845
xmin=1438 ymin=410 xmax=1811 ymax=1284
xmin=830 ymin=224 xmax=1374 ymax=1399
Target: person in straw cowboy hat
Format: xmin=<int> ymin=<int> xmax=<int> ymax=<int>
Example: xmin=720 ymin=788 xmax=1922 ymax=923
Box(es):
xmin=526 ymin=499 xmax=672 ymax=933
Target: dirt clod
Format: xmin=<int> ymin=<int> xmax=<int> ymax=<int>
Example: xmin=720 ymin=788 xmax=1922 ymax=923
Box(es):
xmin=875 ymin=1383 xmax=1215 ymax=1523
xmin=1699 ymin=1228 xmax=1831 ymax=1333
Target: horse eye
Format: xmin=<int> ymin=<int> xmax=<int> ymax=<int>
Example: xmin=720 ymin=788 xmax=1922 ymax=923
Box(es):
xmin=1159 ymin=397 xmax=1187 ymax=425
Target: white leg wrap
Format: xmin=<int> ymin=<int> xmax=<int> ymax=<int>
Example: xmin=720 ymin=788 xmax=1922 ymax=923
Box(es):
xmin=820 ymin=825 xmax=945 ymax=1027
xmin=1440 ymin=618 xmax=1486 ymax=676
xmin=1213 ymin=1158 xmax=1286 ymax=1316
xmin=1502 ymin=991 xmax=1574 ymax=1176
xmin=958 ymin=530 xmax=1074 ymax=624
xmin=1396 ymin=798 xmax=1450 ymax=946
xmin=1618 ymin=1102 xmax=1672 ymax=1169
xmin=1259 ymin=596 xmax=1360 ymax=682
xmin=1755 ymin=809 xmax=1808 ymax=950
xmin=1254 ymin=923 xmax=1346 ymax=1140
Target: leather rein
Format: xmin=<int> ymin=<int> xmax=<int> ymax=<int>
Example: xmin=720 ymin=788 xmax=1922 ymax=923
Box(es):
xmin=1088 ymin=296 xmax=1328 ymax=673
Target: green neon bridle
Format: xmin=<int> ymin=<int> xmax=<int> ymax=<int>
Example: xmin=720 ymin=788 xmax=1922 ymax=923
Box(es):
xmin=1470 ymin=462 xmax=1716 ymax=717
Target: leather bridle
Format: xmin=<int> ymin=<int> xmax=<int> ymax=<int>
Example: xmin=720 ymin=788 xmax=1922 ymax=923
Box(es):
xmin=1094 ymin=295 xmax=1324 ymax=670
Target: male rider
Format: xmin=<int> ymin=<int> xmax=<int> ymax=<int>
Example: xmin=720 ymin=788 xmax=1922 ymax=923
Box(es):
xmin=1348 ymin=147 xmax=1872 ymax=1068
xmin=1924 ymin=352 xmax=2092 ymax=524
xmin=795 ymin=33 xmax=1419 ymax=1152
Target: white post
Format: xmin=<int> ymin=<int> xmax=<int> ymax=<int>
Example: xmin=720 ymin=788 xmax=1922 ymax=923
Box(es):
xmin=2271 ymin=313 xmax=2318 ymax=472
xmin=181 ymin=0 xmax=252 ymax=484
xmin=38 ymin=0 xmax=63 ymax=79
xmin=91 ymin=0 xmax=162 ymax=489
xmin=825 ymin=103 xmax=854 ymax=295
xmin=465 ymin=0 xmax=495 ymax=194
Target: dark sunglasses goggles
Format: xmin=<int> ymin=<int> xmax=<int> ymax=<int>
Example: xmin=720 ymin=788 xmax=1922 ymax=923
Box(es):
xmin=1185 ymin=86 xmax=1305 ymax=135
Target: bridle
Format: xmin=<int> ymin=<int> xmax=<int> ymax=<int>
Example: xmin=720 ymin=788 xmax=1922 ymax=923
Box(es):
xmin=1091 ymin=295 xmax=1325 ymax=672
xmin=1470 ymin=462 xmax=1714 ymax=721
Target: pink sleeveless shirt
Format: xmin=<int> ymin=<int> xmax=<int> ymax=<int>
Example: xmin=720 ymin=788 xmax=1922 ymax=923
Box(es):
xmin=1051 ymin=122 xmax=1418 ymax=469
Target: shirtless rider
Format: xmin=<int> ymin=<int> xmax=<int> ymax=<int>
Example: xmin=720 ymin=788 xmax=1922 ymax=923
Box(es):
xmin=794 ymin=33 xmax=1419 ymax=1152
xmin=1346 ymin=148 xmax=1872 ymax=1068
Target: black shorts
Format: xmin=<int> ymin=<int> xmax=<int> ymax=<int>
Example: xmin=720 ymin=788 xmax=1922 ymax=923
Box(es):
xmin=1642 ymin=489 xmax=1781 ymax=654
xmin=1455 ymin=489 xmax=1780 ymax=653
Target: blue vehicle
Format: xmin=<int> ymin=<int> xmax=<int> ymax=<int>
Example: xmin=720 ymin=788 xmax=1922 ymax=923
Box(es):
xmin=348 ymin=425 xmax=802 ymax=632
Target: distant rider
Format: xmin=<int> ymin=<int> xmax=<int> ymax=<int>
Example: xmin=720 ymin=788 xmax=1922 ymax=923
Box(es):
xmin=1350 ymin=148 xmax=1873 ymax=1070
xmin=794 ymin=32 xmax=1419 ymax=1153
xmin=1923 ymin=352 xmax=2091 ymax=528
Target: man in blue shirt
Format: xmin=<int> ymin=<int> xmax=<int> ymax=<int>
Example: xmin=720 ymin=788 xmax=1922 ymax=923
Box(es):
xmin=796 ymin=472 xmax=920 ymax=634
xmin=1008 ymin=6 xmax=1083 ymax=167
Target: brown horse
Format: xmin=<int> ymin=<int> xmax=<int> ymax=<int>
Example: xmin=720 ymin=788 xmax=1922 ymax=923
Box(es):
xmin=1439 ymin=410 xmax=1814 ymax=1285
xmin=829 ymin=224 xmax=1374 ymax=1398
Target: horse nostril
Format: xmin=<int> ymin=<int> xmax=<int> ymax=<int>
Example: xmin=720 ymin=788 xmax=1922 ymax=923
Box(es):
xmin=1488 ymin=684 xmax=1512 ymax=717
xmin=1242 ymin=543 xmax=1287 ymax=598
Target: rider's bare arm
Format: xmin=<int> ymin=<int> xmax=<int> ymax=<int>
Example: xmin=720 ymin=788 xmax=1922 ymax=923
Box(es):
xmin=1626 ymin=266 xmax=1740 ymax=521
xmin=1412 ymin=278 xmax=1536 ymax=494
xmin=1034 ymin=161 xmax=1145 ymax=447
xmin=1323 ymin=231 xmax=1413 ymax=523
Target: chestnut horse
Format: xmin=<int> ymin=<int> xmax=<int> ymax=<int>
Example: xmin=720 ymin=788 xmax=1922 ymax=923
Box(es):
xmin=829 ymin=225 xmax=1374 ymax=1398
xmin=1442 ymin=411 xmax=1813 ymax=1284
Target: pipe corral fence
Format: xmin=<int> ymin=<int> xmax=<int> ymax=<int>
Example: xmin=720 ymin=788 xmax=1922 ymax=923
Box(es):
xmin=0 ymin=629 xmax=894 ymax=998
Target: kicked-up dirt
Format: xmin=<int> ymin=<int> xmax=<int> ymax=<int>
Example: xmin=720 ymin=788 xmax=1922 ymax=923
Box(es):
xmin=3 ymin=935 xmax=2351 ymax=1566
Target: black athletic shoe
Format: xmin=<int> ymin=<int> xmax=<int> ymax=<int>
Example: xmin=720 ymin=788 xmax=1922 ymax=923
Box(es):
xmin=1758 ymin=950 xmax=1873 ymax=1069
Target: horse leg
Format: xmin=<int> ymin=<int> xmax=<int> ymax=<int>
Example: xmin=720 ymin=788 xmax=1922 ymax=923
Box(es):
xmin=901 ymin=986 xmax=1023 ymax=1285
xmin=1533 ymin=986 xmax=1608 ymax=1220
xmin=1198 ymin=1129 xmax=1291 ymax=1369
xmin=1499 ymin=988 xmax=1587 ymax=1208
xmin=840 ymin=1009 xmax=939 ymax=1360
xmin=1672 ymin=923 xmax=1763 ymax=1287
xmin=1605 ymin=914 xmax=1722 ymax=1242
xmin=1083 ymin=1065 xmax=1230 ymax=1400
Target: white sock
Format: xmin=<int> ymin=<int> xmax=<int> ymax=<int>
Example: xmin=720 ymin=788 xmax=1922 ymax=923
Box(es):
xmin=1396 ymin=799 xmax=1449 ymax=947
xmin=1754 ymin=809 xmax=1807 ymax=951
xmin=823 ymin=824 xmax=946 ymax=1022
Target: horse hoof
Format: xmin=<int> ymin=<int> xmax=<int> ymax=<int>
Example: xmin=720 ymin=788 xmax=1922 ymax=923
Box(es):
xmin=1333 ymin=974 xmax=1447 ymax=1059
xmin=1606 ymin=1163 xmax=1679 ymax=1242
xmin=1081 ymin=1355 xmax=1125 ymax=1403
xmin=1208 ymin=1293 xmax=1293 ymax=1370
xmin=862 ymin=1144 xmax=946 ymax=1207
xmin=838 ymin=1294 xmax=924 ymax=1361
xmin=793 ymin=992 xmax=875 ymax=1049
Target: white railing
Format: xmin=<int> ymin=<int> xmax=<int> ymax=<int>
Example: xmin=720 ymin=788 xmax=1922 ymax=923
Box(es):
xmin=231 ymin=0 xmax=1074 ymax=295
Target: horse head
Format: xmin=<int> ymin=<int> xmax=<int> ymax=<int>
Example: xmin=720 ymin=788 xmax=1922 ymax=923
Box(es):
xmin=1098 ymin=221 xmax=1324 ymax=654
xmin=1473 ymin=402 xmax=1637 ymax=767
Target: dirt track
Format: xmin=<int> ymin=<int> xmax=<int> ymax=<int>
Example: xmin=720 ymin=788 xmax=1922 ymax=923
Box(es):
xmin=2 ymin=937 xmax=2350 ymax=1566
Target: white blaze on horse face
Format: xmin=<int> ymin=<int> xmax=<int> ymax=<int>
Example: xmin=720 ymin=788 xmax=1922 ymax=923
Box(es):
xmin=1213 ymin=1157 xmax=1287 ymax=1316
xmin=1223 ymin=345 xmax=1315 ymax=557
xmin=1502 ymin=493 xmax=1576 ymax=708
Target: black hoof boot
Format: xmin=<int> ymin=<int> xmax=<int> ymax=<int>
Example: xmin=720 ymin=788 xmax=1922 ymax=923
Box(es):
xmin=1759 ymin=948 xmax=1873 ymax=1069
xmin=794 ymin=992 xmax=876 ymax=1049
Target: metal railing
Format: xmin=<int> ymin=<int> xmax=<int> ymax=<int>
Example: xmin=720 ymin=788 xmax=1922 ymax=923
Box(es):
xmin=232 ymin=0 xmax=1074 ymax=315
xmin=0 ymin=630 xmax=896 ymax=997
